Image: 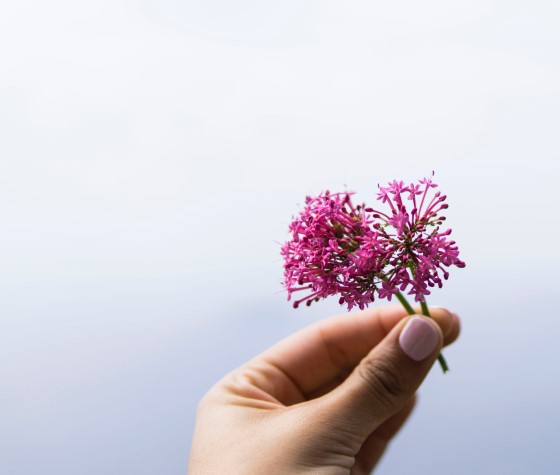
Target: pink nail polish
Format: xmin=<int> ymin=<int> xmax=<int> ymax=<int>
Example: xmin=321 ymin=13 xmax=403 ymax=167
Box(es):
xmin=399 ymin=317 xmax=439 ymax=361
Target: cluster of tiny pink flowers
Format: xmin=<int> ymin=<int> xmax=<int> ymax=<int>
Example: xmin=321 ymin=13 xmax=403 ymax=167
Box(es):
xmin=281 ymin=175 xmax=465 ymax=310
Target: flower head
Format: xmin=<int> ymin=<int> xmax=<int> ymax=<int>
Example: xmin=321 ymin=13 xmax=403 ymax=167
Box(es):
xmin=370 ymin=174 xmax=465 ymax=302
xmin=281 ymin=191 xmax=385 ymax=310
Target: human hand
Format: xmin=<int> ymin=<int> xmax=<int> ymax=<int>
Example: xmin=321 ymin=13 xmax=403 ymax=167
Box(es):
xmin=188 ymin=305 xmax=460 ymax=474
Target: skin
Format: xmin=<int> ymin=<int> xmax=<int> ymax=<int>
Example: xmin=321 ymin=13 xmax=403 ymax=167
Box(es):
xmin=188 ymin=305 xmax=461 ymax=474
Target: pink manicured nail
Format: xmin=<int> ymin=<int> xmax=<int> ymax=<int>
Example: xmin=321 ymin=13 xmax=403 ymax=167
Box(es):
xmin=399 ymin=317 xmax=439 ymax=361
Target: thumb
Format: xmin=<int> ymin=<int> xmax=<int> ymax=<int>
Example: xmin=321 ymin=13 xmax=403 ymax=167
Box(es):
xmin=319 ymin=315 xmax=443 ymax=441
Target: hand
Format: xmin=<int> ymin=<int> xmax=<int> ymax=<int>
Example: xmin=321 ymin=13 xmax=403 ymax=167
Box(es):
xmin=188 ymin=305 xmax=460 ymax=474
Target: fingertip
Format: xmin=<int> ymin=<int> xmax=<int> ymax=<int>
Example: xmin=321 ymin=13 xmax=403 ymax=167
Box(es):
xmin=427 ymin=306 xmax=454 ymax=338
xmin=445 ymin=312 xmax=461 ymax=346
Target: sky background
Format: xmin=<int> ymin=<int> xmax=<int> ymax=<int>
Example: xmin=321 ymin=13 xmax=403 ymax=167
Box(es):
xmin=1 ymin=1 xmax=559 ymax=474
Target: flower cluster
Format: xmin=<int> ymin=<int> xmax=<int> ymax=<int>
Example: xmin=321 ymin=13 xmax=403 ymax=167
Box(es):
xmin=281 ymin=175 xmax=465 ymax=310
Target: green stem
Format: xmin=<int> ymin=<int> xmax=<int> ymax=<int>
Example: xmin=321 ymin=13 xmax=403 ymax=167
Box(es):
xmin=395 ymin=292 xmax=415 ymax=315
xmin=395 ymin=291 xmax=449 ymax=374
xmin=419 ymin=300 xmax=430 ymax=317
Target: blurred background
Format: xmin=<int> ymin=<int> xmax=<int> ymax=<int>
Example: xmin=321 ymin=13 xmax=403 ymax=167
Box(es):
xmin=1 ymin=1 xmax=559 ymax=474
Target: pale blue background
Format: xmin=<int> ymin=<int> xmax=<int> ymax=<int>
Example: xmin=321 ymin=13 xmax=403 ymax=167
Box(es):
xmin=1 ymin=1 xmax=559 ymax=474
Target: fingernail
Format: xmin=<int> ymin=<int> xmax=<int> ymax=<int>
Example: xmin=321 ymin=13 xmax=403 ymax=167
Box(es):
xmin=399 ymin=317 xmax=439 ymax=361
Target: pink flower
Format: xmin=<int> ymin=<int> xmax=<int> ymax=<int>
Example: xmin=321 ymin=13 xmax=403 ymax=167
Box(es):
xmin=369 ymin=174 xmax=465 ymax=302
xmin=282 ymin=175 xmax=465 ymax=310
xmin=281 ymin=191 xmax=388 ymax=310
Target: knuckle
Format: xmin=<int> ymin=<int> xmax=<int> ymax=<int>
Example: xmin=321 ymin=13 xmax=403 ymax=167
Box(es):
xmin=358 ymin=356 xmax=407 ymax=410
